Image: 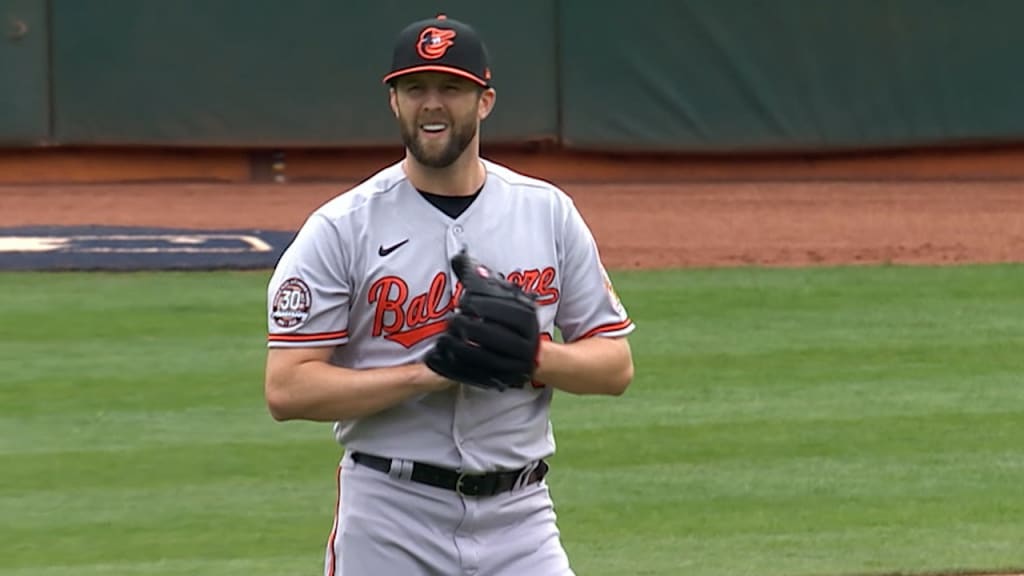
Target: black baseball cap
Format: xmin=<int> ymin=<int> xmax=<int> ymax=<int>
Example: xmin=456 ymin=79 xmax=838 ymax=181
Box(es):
xmin=383 ymin=14 xmax=491 ymax=87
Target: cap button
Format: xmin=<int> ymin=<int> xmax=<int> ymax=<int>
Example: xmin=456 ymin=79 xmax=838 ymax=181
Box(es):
xmin=436 ymin=13 xmax=447 ymax=20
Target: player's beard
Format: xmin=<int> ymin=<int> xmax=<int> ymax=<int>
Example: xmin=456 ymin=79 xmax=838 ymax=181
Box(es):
xmin=399 ymin=109 xmax=478 ymax=169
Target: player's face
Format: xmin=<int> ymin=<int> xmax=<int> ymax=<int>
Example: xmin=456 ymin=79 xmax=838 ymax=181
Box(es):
xmin=390 ymin=73 xmax=495 ymax=168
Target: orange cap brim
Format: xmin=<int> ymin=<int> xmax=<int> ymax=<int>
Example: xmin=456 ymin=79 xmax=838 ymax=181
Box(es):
xmin=383 ymin=65 xmax=488 ymax=87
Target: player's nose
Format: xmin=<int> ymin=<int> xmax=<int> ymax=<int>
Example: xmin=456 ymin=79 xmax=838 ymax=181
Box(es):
xmin=419 ymin=89 xmax=445 ymax=111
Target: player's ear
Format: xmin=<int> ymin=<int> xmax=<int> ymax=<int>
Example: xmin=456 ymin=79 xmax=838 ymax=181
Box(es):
xmin=388 ymin=87 xmax=399 ymax=118
xmin=478 ymin=87 xmax=496 ymax=121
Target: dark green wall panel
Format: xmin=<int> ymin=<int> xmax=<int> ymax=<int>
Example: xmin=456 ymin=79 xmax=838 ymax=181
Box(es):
xmin=32 ymin=0 xmax=1024 ymax=151
xmin=51 ymin=0 xmax=557 ymax=146
xmin=0 ymin=0 xmax=49 ymax=145
xmin=559 ymin=0 xmax=1024 ymax=152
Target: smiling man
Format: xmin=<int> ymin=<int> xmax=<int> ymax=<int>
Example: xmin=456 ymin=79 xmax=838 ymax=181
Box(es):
xmin=264 ymin=14 xmax=636 ymax=576
xmin=384 ymin=17 xmax=493 ymax=172
xmin=389 ymin=70 xmax=488 ymax=170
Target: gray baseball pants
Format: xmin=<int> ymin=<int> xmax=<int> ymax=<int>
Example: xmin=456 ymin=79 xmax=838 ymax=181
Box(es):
xmin=323 ymin=452 xmax=575 ymax=576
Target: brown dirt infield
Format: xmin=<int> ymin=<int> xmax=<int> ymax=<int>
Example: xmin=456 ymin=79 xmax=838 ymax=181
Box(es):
xmin=1 ymin=148 xmax=1023 ymax=270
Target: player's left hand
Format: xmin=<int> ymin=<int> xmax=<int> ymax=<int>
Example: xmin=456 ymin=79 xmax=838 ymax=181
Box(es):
xmin=425 ymin=249 xmax=540 ymax=392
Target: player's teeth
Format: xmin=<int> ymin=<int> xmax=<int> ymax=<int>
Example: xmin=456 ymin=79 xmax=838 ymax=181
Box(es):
xmin=421 ymin=124 xmax=447 ymax=132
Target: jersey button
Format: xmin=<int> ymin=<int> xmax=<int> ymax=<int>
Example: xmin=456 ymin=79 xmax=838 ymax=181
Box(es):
xmin=453 ymin=225 xmax=464 ymax=234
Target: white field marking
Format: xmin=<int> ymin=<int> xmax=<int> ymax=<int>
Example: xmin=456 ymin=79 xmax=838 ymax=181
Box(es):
xmin=0 ymin=237 xmax=70 ymax=252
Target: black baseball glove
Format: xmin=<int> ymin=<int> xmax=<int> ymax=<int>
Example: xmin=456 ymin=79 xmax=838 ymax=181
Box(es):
xmin=425 ymin=250 xmax=540 ymax=392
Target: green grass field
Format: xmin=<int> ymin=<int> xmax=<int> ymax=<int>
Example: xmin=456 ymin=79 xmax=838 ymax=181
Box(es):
xmin=2 ymin=265 xmax=1023 ymax=576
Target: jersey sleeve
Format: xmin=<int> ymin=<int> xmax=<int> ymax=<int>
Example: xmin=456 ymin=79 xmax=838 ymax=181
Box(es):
xmin=267 ymin=213 xmax=352 ymax=348
xmin=554 ymin=196 xmax=636 ymax=342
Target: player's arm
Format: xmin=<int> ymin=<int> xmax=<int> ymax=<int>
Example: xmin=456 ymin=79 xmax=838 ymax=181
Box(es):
xmin=542 ymin=192 xmax=637 ymax=396
xmin=534 ymin=335 xmax=633 ymax=395
xmin=264 ymin=214 xmax=453 ymax=421
xmin=265 ymin=347 xmax=452 ymax=422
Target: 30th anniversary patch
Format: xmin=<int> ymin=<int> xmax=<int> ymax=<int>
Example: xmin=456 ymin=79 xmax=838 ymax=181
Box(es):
xmin=271 ymin=278 xmax=313 ymax=328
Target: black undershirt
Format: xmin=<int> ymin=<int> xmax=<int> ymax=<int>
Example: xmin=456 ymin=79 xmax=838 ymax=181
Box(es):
xmin=418 ymin=186 xmax=483 ymax=219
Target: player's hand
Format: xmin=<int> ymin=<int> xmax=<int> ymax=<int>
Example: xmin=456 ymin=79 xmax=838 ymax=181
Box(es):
xmin=425 ymin=249 xmax=540 ymax=392
xmin=416 ymin=364 xmax=458 ymax=392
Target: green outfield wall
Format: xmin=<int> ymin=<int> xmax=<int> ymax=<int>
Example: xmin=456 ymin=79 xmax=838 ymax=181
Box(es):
xmin=2 ymin=0 xmax=1022 ymax=152
xmin=0 ymin=0 xmax=50 ymax=145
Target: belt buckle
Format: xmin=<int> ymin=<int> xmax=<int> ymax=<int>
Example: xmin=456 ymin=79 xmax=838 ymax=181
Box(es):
xmin=455 ymin=472 xmax=469 ymax=496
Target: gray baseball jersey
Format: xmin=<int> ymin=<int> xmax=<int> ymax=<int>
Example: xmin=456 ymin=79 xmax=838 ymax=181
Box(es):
xmin=267 ymin=159 xmax=634 ymax=472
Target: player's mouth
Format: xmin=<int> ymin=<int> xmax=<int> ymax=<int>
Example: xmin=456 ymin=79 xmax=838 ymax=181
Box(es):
xmin=420 ymin=123 xmax=449 ymax=136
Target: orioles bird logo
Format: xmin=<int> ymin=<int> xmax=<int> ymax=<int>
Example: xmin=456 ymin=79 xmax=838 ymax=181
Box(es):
xmin=417 ymin=27 xmax=456 ymax=60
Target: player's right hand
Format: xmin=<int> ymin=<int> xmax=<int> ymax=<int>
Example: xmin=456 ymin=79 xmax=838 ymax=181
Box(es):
xmin=416 ymin=363 xmax=458 ymax=392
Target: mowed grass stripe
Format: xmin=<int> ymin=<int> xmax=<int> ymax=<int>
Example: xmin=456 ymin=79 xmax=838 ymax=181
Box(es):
xmin=1 ymin=438 xmax=338 ymax=492
xmin=558 ymin=525 xmax=1024 ymax=576
xmin=0 ymin=407 xmax=326 ymax=455
xmin=1 ymin=266 xmax=1023 ymax=575
xmin=0 ymin=557 xmax=320 ymax=576
xmin=2 ymin=477 xmax=333 ymax=527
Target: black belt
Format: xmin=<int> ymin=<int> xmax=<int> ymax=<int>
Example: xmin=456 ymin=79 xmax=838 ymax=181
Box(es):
xmin=351 ymin=452 xmax=548 ymax=497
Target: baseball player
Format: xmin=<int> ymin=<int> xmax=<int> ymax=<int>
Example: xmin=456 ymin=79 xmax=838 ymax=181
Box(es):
xmin=265 ymin=14 xmax=635 ymax=576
